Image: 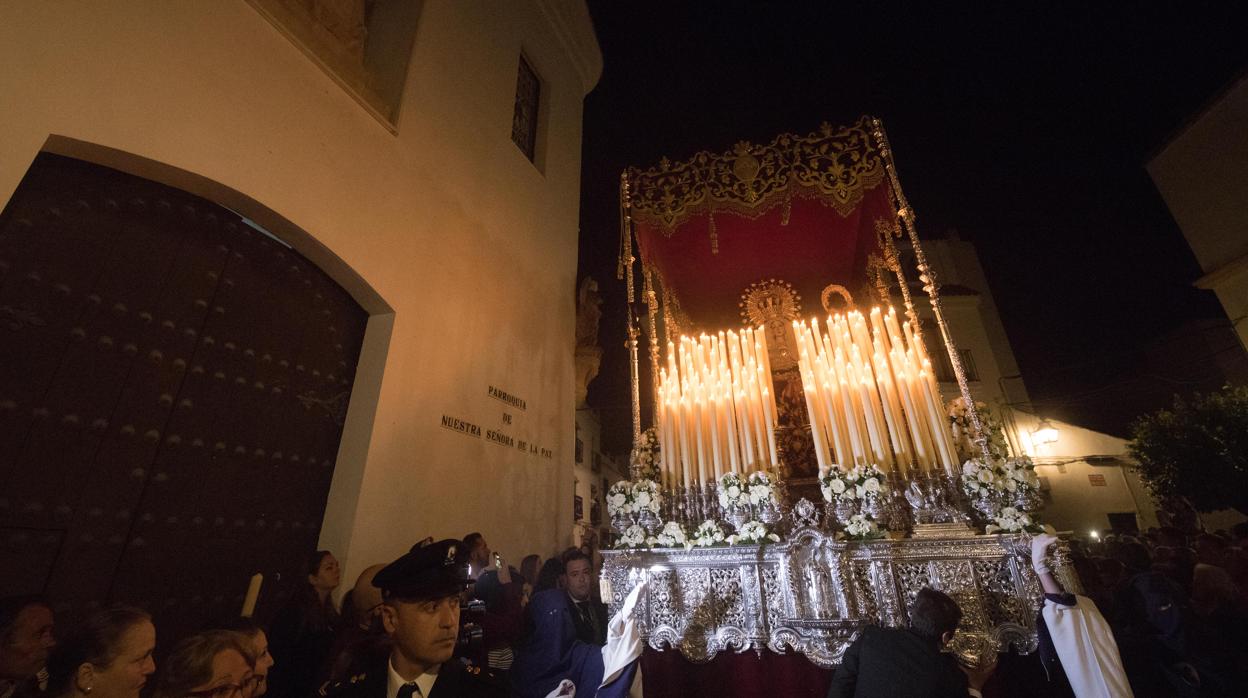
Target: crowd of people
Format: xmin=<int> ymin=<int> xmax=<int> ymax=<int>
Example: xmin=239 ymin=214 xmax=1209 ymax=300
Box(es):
xmin=5 ymin=523 xmax=1248 ymax=698
xmin=1 ymin=535 xmax=631 ymax=698
xmin=1058 ymin=523 xmax=1248 ymax=696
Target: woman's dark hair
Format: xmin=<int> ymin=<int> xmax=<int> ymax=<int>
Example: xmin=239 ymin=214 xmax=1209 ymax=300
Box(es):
xmin=46 ymin=606 xmax=151 ymax=697
xmin=293 ymin=551 xmax=338 ymax=632
xmin=908 ymin=588 xmax=962 ymax=641
xmin=305 ymin=551 xmax=332 ymax=578
xmin=152 ymin=630 xmax=252 ymax=698
xmin=534 ymin=558 xmax=564 ymax=593
xmin=519 ymin=555 xmax=541 ymax=586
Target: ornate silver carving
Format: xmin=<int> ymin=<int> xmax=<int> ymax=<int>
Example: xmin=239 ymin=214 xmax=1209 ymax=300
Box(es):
xmin=604 ymin=531 xmax=1043 ymax=669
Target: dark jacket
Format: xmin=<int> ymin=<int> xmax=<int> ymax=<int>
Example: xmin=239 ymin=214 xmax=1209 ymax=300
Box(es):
xmin=567 ymin=596 xmax=608 ymax=647
xmin=827 ymin=625 xmax=970 ymax=698
xmin=320 ymin=651 xmax=506 ymax=698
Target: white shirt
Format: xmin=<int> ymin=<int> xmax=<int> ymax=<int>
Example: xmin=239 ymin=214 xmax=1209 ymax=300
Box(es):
xmin=386 ymin=657 xmax=439 ymax=698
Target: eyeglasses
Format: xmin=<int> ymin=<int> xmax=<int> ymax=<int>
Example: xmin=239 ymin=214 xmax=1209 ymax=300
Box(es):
xmin=186 ymin=675 xmax=260 ymax=698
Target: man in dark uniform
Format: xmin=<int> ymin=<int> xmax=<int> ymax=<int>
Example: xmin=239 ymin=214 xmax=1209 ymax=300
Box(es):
xmin=560 ymin=551 xmax=607 ymax=647
xmin=322 ymin=539 xmax=506 ymax=698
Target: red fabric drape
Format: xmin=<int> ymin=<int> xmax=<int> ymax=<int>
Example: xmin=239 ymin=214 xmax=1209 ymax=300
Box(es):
xmin=633 ymin=184 xmax=894 ymax=330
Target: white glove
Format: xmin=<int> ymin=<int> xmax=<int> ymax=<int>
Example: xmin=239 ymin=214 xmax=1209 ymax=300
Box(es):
xmin=544 ymin=679 xmax=575 ymax=698
xmin=1031 ymin=533 xmax=1058 ymax=571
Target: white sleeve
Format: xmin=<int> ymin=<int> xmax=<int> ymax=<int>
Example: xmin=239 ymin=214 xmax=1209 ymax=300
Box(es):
xmin=600 ymin=581 xmax=647 ymax=688
xmin=1041 ymin=595 xmax=1134 ymax=698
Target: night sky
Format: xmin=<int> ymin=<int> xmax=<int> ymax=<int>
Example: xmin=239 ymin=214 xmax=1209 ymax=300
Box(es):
xmin=577 ymin=1 xmax=1248 ymax=454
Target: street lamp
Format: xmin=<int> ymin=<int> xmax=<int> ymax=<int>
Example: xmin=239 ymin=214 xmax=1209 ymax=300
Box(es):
xmin=1033 ymin=418 xmax=1059 ymax=445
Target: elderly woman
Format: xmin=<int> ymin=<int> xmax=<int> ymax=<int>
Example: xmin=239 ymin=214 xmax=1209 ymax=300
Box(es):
xmin=153 ymin=631 xmax=256 ymax=698
xmin=212 ymin=620 xmax=273 ymax=697
xmin=45 ymin=606 xmax=156 ymax=698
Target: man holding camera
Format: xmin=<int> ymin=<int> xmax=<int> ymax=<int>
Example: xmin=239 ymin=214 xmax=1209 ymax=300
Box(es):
xmin=322 ymin=539 xmax=505 ymax=698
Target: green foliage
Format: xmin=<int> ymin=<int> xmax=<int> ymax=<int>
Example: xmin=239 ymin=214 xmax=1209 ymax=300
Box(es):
xmin=1129 ymin=385 xmax=1248 ymax=514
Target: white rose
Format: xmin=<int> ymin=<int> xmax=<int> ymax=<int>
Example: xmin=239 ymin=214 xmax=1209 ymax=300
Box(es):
xmin=962 ymin=461 xmax=978 ymax=476
xmin=830 ymin=479 xmax=847 ymax=494
xmin=728 ymin=485 xmax=742 ymax=498
xmin=864 ymin=478 xmax=881 ymax=494
xmin=1005 ymin=479 xmax=1018 ymax=492
xmin=610 ymin=493 xmax=626 ymax=507
xmin=635 ymin=492 xmax=651 ymax=507
xmin=977 ymin=469 xmax=995 ymax=484
xmin=855 ymin=485 xmax=867 ymax=499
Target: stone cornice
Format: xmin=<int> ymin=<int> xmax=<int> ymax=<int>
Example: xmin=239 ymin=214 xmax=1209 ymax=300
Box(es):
xmin=534 ymin=0 xmax=603 ymax=95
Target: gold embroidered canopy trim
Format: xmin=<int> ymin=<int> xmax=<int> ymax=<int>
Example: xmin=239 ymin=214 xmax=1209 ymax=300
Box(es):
xmin=626 ymin=116 xmax=887 ymax=230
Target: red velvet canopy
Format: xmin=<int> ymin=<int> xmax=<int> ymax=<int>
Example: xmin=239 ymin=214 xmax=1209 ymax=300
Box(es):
xmin=628 ymin=117 xmax=898 ymax=333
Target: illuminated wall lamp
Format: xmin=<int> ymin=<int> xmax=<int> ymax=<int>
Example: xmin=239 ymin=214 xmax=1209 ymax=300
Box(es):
xmin=1033 ymin=418 xmax=1059 ymax=445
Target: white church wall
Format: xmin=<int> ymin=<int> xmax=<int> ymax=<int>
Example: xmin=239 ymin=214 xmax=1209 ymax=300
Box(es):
xmin=0 ymin=0 xmax=601 ymax=595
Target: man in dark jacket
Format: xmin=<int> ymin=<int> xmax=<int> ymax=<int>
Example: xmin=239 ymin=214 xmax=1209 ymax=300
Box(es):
xmin=560 ymin=550 xmax=607 ymax=647
xmin=827 ymin=587 xmax=995 ymax=698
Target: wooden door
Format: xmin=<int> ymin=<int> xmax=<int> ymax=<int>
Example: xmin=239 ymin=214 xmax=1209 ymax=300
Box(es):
xmin=0 ymin=154 xmax=367 ymax=641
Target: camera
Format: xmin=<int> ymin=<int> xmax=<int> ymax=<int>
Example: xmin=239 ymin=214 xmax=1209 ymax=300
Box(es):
xmin=455 ymin=596 xmax=486 ymax=665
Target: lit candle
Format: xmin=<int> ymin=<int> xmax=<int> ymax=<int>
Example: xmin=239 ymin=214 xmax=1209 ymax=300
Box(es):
xmin=918 ymin=369 xmax=956 ymax=474
xmin=678 ymin=396 xmax=692 ymax=488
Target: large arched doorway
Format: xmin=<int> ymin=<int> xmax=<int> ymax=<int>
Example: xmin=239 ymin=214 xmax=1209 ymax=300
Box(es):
xmin=0 ymin=153 xmax=368 ymax=641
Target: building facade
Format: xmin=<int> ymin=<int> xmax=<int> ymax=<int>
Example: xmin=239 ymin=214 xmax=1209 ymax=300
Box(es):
xmin=1149 ymin=72 xmax=1248 ymax=353
xmin=0 ymin=0 xmax=601 ymax=608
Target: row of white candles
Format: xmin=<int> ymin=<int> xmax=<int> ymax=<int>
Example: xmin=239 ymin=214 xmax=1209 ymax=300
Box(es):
xmin=656 ymin=328 xmax=779 ymax=490
xmin=793 ymin=306 xmax=959 ymax=476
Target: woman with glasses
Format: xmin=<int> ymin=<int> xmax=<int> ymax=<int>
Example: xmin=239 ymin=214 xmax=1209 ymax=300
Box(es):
xmin=45 ymin=606 xmax=156 ymax=698
xmin=153 ymin=631 xmax=258 ymax=698
xmin=212 ymin=620 xmax=274 ymax=697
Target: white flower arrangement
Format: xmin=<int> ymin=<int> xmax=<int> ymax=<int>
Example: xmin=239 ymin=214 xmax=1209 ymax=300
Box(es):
xmin=729 ymin=520 xmax=780 ymax=545
xmin=691 ymin=519 xmax=727 ymax=547
xmin=1000 ymin=457 xmax=1041 ymax=494
xmin=607 ymin=480 xmax=636 ymax=517
xmin=630 ymin=428 xmax=662 ymax=482
xmin=841 ymin=514 xmax=885 ymax=541
xmin=961 ymin=457 xmax=1040 ymax=501
xmin=819 ymin=463 xmax=885 ymax=503
xmin=746 ymin=470 xmax=778 ymax=508
xmin=947 ymin=397 xmax=1010 ymax=462
xmin=615 ymin=524 xmax=648 ymax=549
xmin=651 ymin=521 xmax=689 ymax=549
xmin=718 ymin=472 xmax=747 ymax=509
xmin=984 ymin=507 xmax=1042 ymax=534
xmin=632 ymin=479 xmax=662 ymax=515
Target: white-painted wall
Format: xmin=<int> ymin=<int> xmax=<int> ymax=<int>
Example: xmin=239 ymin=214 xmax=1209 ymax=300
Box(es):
xmin=1149 ymin=73 xmax=1248 ymax=351
xmin=0 ymin=0 xmax=601 ymax=594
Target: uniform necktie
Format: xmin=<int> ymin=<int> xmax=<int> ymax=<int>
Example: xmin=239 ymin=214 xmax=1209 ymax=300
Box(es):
xmin=397 ymin=682 xmax=422 ymax=698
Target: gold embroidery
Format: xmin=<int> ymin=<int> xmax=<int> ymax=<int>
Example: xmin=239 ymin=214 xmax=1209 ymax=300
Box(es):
xmin=627 ymin=116 xmax=886 ymax=231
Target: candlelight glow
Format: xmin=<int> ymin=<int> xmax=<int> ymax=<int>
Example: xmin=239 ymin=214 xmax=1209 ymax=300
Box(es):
xmin=656 ymin=328 xmax=780 ymax=489
xmin=792 ymin=306 xmax=960 ymax=476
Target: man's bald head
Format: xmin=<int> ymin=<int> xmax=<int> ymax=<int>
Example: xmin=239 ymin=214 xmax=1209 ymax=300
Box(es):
xmin=351 ymin=564 xmax=388 ymax=628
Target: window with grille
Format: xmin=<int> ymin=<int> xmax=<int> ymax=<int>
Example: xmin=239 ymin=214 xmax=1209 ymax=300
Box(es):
xmin=511 ymin=55 xmax=541 ymax=161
